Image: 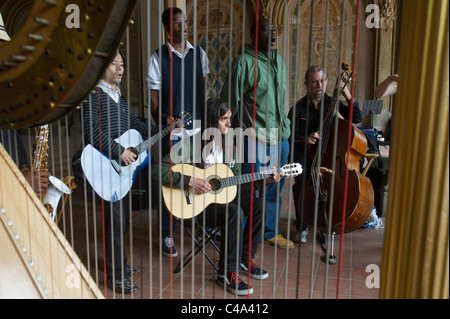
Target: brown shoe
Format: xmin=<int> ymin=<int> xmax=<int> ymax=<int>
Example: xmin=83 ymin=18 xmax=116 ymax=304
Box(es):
xmin=265 ymin=234 xmax=294 ymax=249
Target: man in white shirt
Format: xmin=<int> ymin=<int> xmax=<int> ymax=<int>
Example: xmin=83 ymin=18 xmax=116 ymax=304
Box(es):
xmin=147 ymin=7 xmax=209 ymax=133
xmin=147 ymin=7 xmax=210 ymax=257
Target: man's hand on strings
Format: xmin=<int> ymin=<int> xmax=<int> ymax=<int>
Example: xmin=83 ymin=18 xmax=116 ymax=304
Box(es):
xmin=307 ymin=132 xmax=320 ymax=146
xmin=120 ymin=149 xmax=137 ymax=166
xmin=169 ymin=117 xmax=183 ymax=129
xmin=267 ymin=166 xmax=283 ymax=183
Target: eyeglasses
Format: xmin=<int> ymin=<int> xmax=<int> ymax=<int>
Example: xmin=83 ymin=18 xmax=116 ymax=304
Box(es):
xmin=173 ymin=19 xmax=189 ymax=26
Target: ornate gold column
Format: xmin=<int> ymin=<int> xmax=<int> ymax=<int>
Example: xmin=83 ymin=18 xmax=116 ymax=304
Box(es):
xmin=380 ymin=0 xmax=449 ymax=299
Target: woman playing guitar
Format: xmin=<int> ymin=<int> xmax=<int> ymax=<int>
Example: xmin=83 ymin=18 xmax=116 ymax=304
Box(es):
xmin=151 ymin=97 xmax=284 ymax=296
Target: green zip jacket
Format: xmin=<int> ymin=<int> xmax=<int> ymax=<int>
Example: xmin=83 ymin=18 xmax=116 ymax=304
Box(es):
xmin=221 ymin=44 xmax=291 ymax=145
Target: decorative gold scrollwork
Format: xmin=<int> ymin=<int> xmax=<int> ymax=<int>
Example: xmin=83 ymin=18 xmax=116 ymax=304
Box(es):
xmin=0 ymin=0 xmax=137 ymax=129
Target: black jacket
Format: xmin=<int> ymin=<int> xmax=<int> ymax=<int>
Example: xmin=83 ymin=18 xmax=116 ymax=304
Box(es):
xmin=288 ymin=94 xmax=363 ymax=175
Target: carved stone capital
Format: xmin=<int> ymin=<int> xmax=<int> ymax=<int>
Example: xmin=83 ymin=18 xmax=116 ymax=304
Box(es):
xmin=380 ymin=0 xmax=397 ymax=30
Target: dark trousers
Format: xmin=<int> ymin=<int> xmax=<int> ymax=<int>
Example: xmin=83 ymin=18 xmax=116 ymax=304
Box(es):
xmin=103 ymin=194 xmax=130 ymax=279
xmin=292 ymin=176 xmax=308 ymax=232
xmin=203 ymin=196 xmax=266 ymax=273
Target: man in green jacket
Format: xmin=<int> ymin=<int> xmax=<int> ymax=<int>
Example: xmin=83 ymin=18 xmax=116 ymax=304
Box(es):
xmin=221 ymin=18 xmax=293 ymax=249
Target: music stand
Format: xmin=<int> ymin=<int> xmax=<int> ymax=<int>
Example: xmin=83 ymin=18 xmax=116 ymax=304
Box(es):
xmin=363 ymin=100 xmax=384 ymax=126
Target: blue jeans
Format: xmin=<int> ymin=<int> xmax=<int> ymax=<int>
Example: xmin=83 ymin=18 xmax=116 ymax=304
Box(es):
xmin=241 ymin=138 xmax=289 ymax=240
xmin=161 ymin=205 xmax=177 ymax=239
xmin=159 ymin=135 xmax=182 ymax=239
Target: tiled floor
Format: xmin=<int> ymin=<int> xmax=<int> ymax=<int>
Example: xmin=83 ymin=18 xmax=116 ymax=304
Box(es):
xmin=62 ymin=184 xmax=384 ymax=300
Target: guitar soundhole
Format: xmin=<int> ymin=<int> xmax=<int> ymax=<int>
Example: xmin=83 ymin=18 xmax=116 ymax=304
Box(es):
xmin=208 ymin=177 xmax=222 ymax=193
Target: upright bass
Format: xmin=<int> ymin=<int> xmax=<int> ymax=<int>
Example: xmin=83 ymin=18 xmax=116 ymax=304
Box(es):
xmin=302 ymin=63 xmax=374 ymax=234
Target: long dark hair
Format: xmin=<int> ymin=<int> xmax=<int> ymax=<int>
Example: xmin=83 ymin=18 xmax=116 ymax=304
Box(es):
xmin=201 ymin=98 xmax=233 ymax=164
xmin=201 ymin=97 xmax=230 ymax=153
xmin=204 ymin=97 xmax=230 ymax=131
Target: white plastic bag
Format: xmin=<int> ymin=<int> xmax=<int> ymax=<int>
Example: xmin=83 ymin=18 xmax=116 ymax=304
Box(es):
xmin=362 ymin=206 xmax=384 ymax=229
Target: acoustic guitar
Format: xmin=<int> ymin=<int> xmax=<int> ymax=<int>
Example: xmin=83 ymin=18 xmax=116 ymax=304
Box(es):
xmin=162 ymin=163 xmax=302 ymax=219
xmin=81 ymin=112 xmax=192 ymax=202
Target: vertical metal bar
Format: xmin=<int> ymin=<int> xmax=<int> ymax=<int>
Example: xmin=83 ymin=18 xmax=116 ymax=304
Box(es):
xmin=306 ymin=0 xmax=316 ymax=300
xmin=146 ymin=0 xmax=153 ymax=299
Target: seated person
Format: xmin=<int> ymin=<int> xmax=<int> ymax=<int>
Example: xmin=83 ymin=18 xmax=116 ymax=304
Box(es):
xmin=151 ymin=98 xmax=282 ymax=295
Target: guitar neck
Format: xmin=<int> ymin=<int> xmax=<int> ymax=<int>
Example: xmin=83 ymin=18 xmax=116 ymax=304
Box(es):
xmin=220 ymin=170 xmax=274 ymax=188
xmin=135 ymin=125 xmax=173 ymax=153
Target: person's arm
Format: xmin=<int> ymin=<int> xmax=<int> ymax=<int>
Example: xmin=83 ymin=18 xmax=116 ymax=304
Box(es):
xmin=288 ymin=100 xmax=312 ymax=149
xmin=200 ymin=47 xmax=210 ymax=96
xmin=221 ymin=56 xmax=244 ymax=125
xmin=148 ymin=51 xmax=168 ymax=124
xmin=339 ymin=84 xmax=363 ymax=124
xmin=200 ymin=47 xmax=210 ymax=78
xmin=151 ymin=137 xmax=193 ymax=190
xmin=338 ymin=98 xmax=363 ymax=124
xmin=150 ymin=90 xmax=159 ymax=112
xmin=151 ymin=154 xmax=187 ymax=189
xmin=149 ymin=89 xmax=166 ymax=125
xmin=20 ymin=167 xmax=50 ymax=193
xmin=189 ymin=176 xmax=211 ymax=194
xmin=350 ymin=100 xmax=363 ymax=124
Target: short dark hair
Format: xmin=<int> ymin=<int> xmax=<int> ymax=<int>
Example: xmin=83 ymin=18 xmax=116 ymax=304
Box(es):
xmin=250 ymin=18 xmax=271 ymax=36
xmin=109 ymin=49 xmax=125 ymax=68
xmin=305 ymin=65 xmax=327 ymax=84
xmin=162 ymin=7 xmax=183 ymax=26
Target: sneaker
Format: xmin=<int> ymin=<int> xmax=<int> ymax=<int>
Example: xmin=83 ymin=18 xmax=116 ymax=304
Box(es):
xmin=217 ymin=271 xmax=253 ymax=295
xmin=240 ymin=259 xmax=269 ymax=280
xmin=294 ymin=227 xmax=309 ymax=243
xmin=125 ymin=265 xmax=137 ymax=277
xmin=162 ymin=237 xmax=178 ymax=257
xmin=265 ymin=234 xmax=294 ymax=249
xmin=107 ymin=277 xmax=138 ymax=294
